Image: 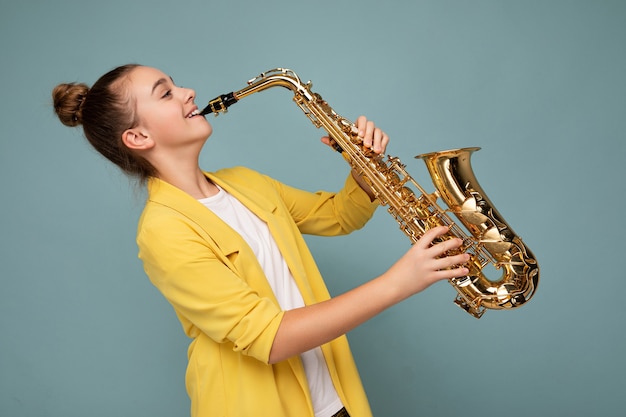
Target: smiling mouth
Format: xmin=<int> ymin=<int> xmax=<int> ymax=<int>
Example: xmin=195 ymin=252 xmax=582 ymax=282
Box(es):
xmin=187 ymin=109 xmax=202 ymax=118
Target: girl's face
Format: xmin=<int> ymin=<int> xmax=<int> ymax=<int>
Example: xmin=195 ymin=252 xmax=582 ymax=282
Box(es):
xmin=128 ymin=66 xmax=212 ymax=153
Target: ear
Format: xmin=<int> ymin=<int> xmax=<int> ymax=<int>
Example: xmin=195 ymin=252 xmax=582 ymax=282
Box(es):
xmin=122 ymin=128 xmax=154 ymax=151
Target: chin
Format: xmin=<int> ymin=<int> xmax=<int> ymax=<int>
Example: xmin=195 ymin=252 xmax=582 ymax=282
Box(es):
xmin=197 ymin=123 xmax=213 ymax=140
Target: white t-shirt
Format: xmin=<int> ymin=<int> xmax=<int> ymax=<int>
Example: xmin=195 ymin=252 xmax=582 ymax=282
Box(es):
xmin=199 ymin=187 xmax=343 ymax=417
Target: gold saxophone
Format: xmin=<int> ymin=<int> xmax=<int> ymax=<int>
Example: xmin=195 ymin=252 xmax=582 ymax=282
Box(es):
xmin=200 ymin=68 xmax=539 ymax=319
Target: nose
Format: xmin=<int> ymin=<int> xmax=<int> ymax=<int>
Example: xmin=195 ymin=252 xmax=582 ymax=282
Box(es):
xmin=183 ymin=87 xmax=195 ymax=103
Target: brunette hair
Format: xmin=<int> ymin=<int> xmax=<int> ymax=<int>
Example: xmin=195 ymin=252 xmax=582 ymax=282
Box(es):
xmin=52 ymin=64 xmax=157 ymax=183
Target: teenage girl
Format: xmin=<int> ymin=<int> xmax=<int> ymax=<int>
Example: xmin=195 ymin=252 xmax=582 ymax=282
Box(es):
xmin=52 ymin=64 xmax=469 ymax=417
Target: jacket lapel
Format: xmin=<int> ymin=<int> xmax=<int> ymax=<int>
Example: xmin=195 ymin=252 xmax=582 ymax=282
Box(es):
xmin=207 ymin=172 xmax=316 ymax=304
xmin=205 ymin=172 xmax=318 ymax=396
xmin=146 ymin=176 xmax=242 ymax=263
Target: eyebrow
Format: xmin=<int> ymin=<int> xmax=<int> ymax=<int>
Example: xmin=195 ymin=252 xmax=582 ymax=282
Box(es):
xmin=151 ymin=76 xmax=175 ymax=95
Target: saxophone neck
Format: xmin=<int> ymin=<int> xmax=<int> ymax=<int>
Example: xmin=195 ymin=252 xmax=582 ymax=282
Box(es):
xmin=200 ymin=68 xmax=311 ymax=116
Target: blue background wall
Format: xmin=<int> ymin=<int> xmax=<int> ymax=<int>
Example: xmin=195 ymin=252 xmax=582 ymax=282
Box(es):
xmin=1 ymin=1 xmax=625 ymax=416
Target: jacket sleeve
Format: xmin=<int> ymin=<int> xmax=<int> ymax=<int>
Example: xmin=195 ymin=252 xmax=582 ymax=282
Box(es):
xmin=267 ymin=172 xmax=380 ymax=236
xmin=137 ymin=210 xmax=284 ymax=363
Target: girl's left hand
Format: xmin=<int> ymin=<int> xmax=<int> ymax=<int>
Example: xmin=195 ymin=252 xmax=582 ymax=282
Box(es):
xmin=321 ymin=115 xmax=389 ymax=154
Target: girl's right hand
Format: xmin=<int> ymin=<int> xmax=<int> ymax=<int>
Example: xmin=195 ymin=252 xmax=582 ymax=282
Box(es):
xmin=269 ymin=225 xmax=470 ymax=363
xmin=383 ymin=226 xmax=470 ymax=299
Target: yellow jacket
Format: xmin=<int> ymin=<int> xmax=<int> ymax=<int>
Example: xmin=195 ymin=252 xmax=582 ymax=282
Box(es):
xmin=137 ymin=166 xmax=378 ymax=417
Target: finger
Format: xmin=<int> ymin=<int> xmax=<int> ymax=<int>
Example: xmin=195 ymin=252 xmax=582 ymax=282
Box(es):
xmin=354 ymin=115 xmax=367 ymax=137
xmin=416 ymin=226 xmax=450 ymax=249
xmin=432 ymin=236 xmax=464 ymax=257
xmin=434 ymin=265 xmax=470 ymax=281
xmin=363 ymin=120 xmax=375 ymax=149
xmin=372 ymin=128 xmax=388 ymax=154
xmin=321 ymin=136 xmax=342 ymax=152
xmin=355 ymin=119 xmax=375 ymax=149
xmin=435 ymin=252 xmax=470 ymax=270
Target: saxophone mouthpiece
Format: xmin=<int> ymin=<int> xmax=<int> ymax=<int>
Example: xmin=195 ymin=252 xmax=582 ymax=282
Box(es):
xmin=199 ymin=92 xmax=239 ymax=116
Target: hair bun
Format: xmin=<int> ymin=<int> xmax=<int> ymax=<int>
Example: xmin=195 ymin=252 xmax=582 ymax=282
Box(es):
xmin=52 ymin=82 xmax=90 ymax=127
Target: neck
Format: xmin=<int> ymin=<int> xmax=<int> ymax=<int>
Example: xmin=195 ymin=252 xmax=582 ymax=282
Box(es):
xmin=162 ymin=167 xmax=218 ymax=199
xmin=151 ymin=154 xmax=218 ymax=199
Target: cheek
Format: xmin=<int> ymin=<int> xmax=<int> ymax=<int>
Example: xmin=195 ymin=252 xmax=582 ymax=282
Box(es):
xmin=136 ymin=105 xmax=172 ymax=131
xmin=148 ymin=110 xmax=183 ymax=133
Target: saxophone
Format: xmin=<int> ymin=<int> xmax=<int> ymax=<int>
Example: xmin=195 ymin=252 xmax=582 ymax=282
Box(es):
xmin=200 ymin=68 xmax=539 ymax=319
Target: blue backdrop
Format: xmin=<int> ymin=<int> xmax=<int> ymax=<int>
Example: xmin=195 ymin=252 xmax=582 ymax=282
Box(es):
xmin=1 ymin=1 xmax=625 ymax=416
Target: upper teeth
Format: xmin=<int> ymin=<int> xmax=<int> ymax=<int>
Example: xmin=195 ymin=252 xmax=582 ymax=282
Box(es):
xmin=188 ymin=109 xmax=200 ymax=118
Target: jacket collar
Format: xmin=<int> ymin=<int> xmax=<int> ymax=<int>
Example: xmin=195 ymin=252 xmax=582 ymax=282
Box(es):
xmin=146 ymin=170 xmax=277 ymax=219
